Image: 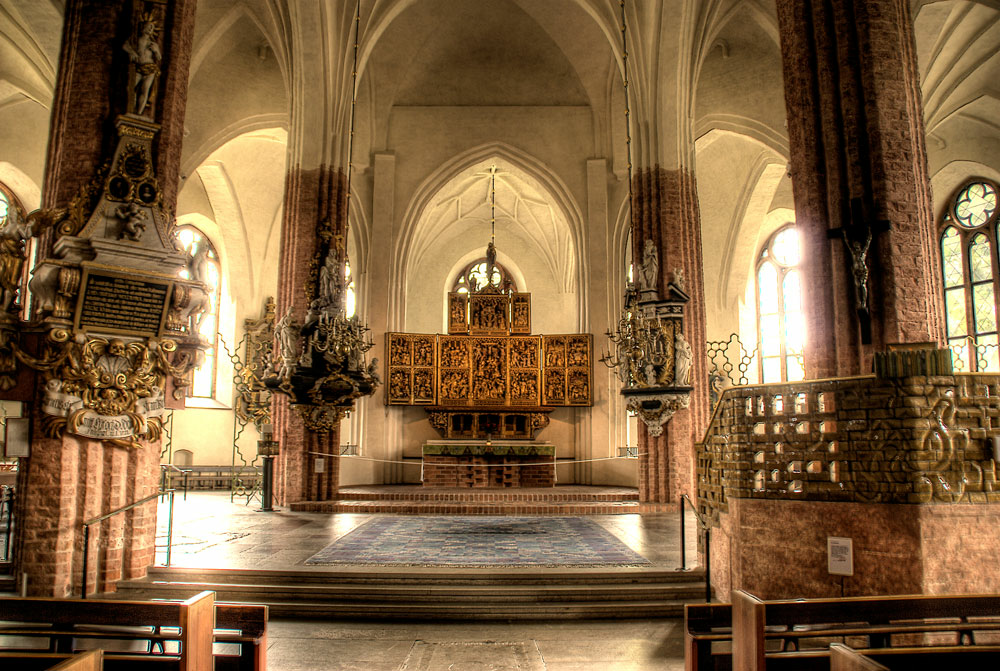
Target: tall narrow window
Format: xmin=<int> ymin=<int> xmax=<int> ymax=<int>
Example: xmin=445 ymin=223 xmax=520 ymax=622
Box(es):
xmin=939 ymin=180 xmax=1000 ymax=371
xmin=176 ymin=227 xmax=222 ymax=398
xmin=756 ymin=226 xmax=804 ymax=383
xmin=344 ymin=260 xmax=356 ymax=318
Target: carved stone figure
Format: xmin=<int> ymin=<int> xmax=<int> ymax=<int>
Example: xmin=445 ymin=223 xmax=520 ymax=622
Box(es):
xmin=96 ymin=338 xmax=131 ymax=378
xmin=0 ymin=205 xmax=32 ymax=313
xmin=275 ymin=309 xmax=299 ymax=380
xmin=318 ymin=252 xmax=339 ymax=304
xmin=674 ymin=331 xmax=693 ymax=386
xmin=115 ymin=202 xmax=147 ymax=241
xmin=844 ymin=229 xmax=873 ymax=311
xmin=123 ymin=15 xmax=162 ymax=116
xmin=639 ymin=239 xmax=659 ymax=293
xmin=672 ymin=267 xmax=686 ymax=293
xmin=188 ymin=243 xmax=211 ymax=285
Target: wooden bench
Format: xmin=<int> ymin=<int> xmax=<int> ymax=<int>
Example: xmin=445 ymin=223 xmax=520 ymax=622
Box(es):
xmin=0 ymin=591 xmax=266 ymax=671
xmin=164 ymin=466 xmax=261 ymax=491
xmin=214 ymin=602 xmax=268 ymax=671
xmin=687 ymin=590 xmax=1000 ymax=671
xmin=0 ymin=591 xmax=214 ymax=670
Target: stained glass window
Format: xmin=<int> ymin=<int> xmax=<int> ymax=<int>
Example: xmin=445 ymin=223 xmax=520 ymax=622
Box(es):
xmin=756 ymin=226 xmax=805 ymax=383
xmin=452 ymin=258 xmax=517 ymax=294
xmin=176 ymin=226 xmax=221 ymax=398
xmin=939 ymin=180 xmax=1000 ymax=371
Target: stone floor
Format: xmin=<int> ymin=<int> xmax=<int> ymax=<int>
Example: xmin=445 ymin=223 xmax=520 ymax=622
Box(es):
xmin=151 ymin=491 xmax=696 ymax=670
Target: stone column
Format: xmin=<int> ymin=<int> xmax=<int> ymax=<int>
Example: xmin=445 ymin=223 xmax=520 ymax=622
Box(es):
xmin=273 ymin=166 xmax=345 ymax=504
xmin=632 ymin=167 xmax=710 ymax=504
xmin=366 ymin=152 xmax=401 ymax=485
xmin=16 ymin=0 xmax=196 ymax=597
xmin=777 ymin=0 xmax=944 ymax=377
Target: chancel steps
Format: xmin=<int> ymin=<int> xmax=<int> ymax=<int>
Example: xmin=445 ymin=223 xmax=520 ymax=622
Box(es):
xmin=113 ymin=566 xmax=707 ymax=620
xmin=287 ymin=486 xmax=655 ymax=515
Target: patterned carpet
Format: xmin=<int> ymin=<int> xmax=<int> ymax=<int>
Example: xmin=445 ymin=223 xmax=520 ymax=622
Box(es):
xmin=304 ymin=516 xmax=650 ymax=567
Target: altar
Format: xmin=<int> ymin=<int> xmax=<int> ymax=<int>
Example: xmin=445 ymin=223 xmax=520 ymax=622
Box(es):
xmin=421 ymin=441 xmax=556 ymax=488
xmin=385 ymin=273 xmax=593 ymax=488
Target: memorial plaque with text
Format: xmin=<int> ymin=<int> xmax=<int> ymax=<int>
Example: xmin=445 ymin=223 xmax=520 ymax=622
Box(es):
xmin=76 ymin=269 xmax=172 ymax=336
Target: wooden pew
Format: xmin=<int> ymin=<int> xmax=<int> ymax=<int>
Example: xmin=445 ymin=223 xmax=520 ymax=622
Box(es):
xmin=689 ymin=591 xmax=1000 ymax=671
xmin=0 ymin=590 xmax=215 ymax=670
xmin=685 ymin=602 xmax=733 ymax=671
xmin=0 ymin=593 xmax=268 ymax=671
xmin=829 ymin=644 xmax=886 ymax=671
xmin=214 ymin=602 xmax=268 ymax=671
xmin=48 ymin=650 xmax=104 ymax=671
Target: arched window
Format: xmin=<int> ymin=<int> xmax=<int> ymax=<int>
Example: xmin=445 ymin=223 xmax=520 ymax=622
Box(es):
xmin=0 ymin=184 xmax=32 ymax=314
xmin=344 ymin=260 xmax=356 ymax=318
xmin=176 ymin=226 xmax=221 ymax=398
xmin=756 ymin=225 xmax=805 ymax=383
xmin=0 ymin=186 xmax=12 ymax=227
xmin=451 ymin=258 xmax=517 ymax=294
xmin=939 ymin=180 xmax=1000 ymax=371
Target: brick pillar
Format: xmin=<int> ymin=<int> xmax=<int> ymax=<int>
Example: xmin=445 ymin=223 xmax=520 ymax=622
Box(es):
xmin=43 ymin=0 xmax=195 ymax=224
xmin=777 ymin=0 xmax=944 ymax=377
xmin=272 ymin=166 xmax=347 ymax=504
xmin=14 ymin=0 xmax=196 ymax=596
xmin=632 ymin=167 xmax=710 ymax=504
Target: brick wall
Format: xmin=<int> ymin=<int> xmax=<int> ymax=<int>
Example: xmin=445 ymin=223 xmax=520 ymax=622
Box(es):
xmin=776 ymin=0 xmax=943 ymax=377
xmin=422 ymin=455 xmax=555 ymax=488
xmin=273 ymin=165 xmax=348 ymax=504
xmin=632 ymin=167 xmax=708 ymax=504
xmin=702 ymin=372 xmax=1000 ymax=599
xmin=16 ymin=429 xmax=160 ymax=597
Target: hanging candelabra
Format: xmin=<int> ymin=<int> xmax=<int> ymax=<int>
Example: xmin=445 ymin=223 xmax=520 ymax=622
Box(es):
xmin=599 ymin=1 xmax=692 ymax=437
xmin=263 ymin=0 xmax=378 ymax=431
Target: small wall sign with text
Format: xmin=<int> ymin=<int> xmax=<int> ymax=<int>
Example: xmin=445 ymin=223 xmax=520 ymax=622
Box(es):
xmin=827 ymin=536 xmax=854 ymax=576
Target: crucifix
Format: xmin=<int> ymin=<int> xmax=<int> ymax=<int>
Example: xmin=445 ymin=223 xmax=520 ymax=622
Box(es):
xmin=827 ymin=197 xmax=890 ymax=345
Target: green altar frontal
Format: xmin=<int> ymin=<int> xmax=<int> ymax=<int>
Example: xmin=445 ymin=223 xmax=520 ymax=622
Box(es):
xmin=421 ymin=442 xmax=557 ymax=488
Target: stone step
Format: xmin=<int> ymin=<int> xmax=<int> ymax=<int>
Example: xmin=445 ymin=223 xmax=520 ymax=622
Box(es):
xmin=335 ymin=486 xmax=641 ymax=502
xmin=112 ymin=567 xmax=707 ymax=619
xmin=139 ymin=566 xmax=699 ymax=586
xmin=115 ymin=581 xmax=706 ymax=603
xmin=291 ymin=500 xmax=644 ymax=514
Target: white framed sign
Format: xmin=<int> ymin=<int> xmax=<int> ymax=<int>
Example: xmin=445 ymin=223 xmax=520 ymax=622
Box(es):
xmin=827 ymin=536 xmax=854 ymax=576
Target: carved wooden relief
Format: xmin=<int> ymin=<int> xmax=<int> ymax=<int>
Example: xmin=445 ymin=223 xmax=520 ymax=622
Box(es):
xmin=386 ymin=333 xmax=436 ymax=404
xmin=469 ymin=294 xmax=509 ymax=334
xmin=447 ymin=292 xmax=468 ymax=334
xmin=511 ymin=293 xmax=530 ymax=334
xmin=542 ymin=335 xmax=593 ymax=405
xmin=509 ymin=336 xmax=540 ymax=405
xmin=471 ymin=337 xmax=507 ymax=404
xmin=438 ymin=336 xmax=471 ymax=405
xmin=386 ymin=305 xmax=591 ymax=408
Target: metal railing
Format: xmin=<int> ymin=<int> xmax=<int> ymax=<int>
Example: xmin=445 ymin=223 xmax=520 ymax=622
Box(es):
xmin=679 ymin=493 xmax=712 ymax=603
xmin=160 ymin=464 xmax=191 ymax=500
xmin=0 ymin=485 xmax=13 ymax=562
xmin=81 ymin=489 xmax=175 ymax=599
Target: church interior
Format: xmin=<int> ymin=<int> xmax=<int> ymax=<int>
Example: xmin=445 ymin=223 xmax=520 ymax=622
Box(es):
xmin=2 ymin=0 xmax=1000 ymax=669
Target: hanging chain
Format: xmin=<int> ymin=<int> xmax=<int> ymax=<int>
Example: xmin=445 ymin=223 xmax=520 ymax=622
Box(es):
xmin=620 ymin=0 xmax=634 ymax=226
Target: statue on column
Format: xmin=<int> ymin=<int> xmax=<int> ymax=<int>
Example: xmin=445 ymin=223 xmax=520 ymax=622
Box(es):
xmin=123 ymin=12 xmax=162 ymax=117
xmin=674 ymin=331 xmax=692 ymax=387
xmin=638 ymin=240 xmax=659 ymax=294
